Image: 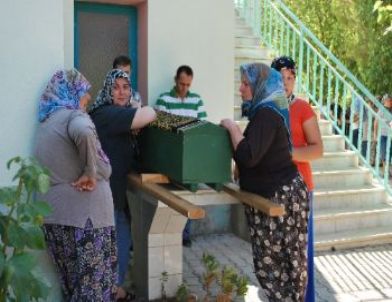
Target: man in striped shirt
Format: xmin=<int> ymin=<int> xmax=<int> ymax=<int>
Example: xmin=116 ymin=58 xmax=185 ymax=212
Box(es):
xmin=155 ymin=65 xmax=207 ymax=247
xmin=155 ymin=65 xmax=207 ymax=120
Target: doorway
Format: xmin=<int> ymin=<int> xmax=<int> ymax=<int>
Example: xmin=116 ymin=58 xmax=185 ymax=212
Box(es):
xmin=74 ymin=2 xmax=138 ymax=98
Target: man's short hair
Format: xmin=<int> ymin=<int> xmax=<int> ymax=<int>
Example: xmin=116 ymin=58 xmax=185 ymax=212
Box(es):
xmin=113 ymin=55 xmax=132 ymax=69
xmin=176 ymin=65 xmax=193 ymax=79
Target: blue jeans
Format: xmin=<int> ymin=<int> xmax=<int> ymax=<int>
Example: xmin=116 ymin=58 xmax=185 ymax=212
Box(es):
xmin=305 ymin=191 xmax=315 ymax=302
xmin=183 ymin=219 xmax=191 ymax=241
xmin=114 ymin=209 xmax=132 ymax=286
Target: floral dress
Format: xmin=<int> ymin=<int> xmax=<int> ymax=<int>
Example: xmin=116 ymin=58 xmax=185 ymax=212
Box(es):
xmin=245 ymin=175 xmax=309 ymax=301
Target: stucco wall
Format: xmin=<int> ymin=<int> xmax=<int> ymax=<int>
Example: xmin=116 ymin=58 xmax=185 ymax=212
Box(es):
xmin=0 ymin=0 xmax=235 ymax=185
xmin=0 ymin=0 xmax=71 ymax=186
xmin=147 ymin=0 xmax=234 ymax=123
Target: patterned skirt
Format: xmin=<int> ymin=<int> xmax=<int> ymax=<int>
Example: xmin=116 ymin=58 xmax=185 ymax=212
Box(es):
xmin=244 ymin=175 xmax=309 ymax=302
xmin=43 ymin=219 xmax=118 ymax=302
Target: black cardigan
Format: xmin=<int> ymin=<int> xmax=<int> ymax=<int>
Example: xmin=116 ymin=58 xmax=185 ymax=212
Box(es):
xmin=234 ymin=107 xmax=298 ymax=198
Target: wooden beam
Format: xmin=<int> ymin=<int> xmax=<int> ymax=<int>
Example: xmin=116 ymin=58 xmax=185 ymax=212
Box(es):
xmin=140 ymin=173 xmax=170 ymax=184
xmin=223 ymin=183 xmax=285 ymax=217
xmin=128 ymin=174 xmax=205 ymax=219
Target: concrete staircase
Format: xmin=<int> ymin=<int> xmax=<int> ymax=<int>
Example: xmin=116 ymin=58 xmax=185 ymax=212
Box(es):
xmin=234 ymin=14 xmax=392 ymax=251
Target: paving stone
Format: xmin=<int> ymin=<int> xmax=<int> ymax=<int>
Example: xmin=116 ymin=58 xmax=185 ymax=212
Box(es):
xmin=381 ymin=288 xmax=392 ymax=298
xmin=183 ymin=234 xmax=392 ymax=302
xmin=334 ymin=293 xmax=360 ymax=302
xmin=183 ymin=277 xmax=201 ymax=286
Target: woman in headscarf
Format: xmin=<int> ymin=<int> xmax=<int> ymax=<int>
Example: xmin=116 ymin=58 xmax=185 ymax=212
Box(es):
xmin=89 ymin=69 xmax=156 ymax=301
xmin=221 ymin=63 xmax=309 ymax=301
xmin=34 ymin=69 xmax=117 ymax=301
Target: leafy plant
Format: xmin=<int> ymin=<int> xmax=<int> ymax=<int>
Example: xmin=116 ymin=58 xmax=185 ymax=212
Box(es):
xmin=201 ymin=253 xmax=219 ymax=301
xmin=0 ymin=156 xmax=52 ymax=301
xmin=217 ymin=266 xmax=248 ymax=301
xmin=176 ymin=283 xmax=189 ymax=302
xmin=200 ymin=253 xmax=249 ymax=302
xmin=160 ymin=271 xmax=169 ymax=301
xmin=235 ymin=275 xmax=248 ymax=297
xmin=219 ymin=266 xmax=237 ymax=295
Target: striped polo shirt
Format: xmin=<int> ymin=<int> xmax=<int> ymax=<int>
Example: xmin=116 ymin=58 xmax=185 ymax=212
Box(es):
xmin=155 ymin=87 xmax=207 ymax=119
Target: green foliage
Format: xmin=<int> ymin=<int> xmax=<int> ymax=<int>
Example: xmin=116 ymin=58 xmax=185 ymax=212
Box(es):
xmin=202 ymin=253 xmax=220 ymax=301
xmin=374 ymin=0 xmax=392 ymax=35
xmin=218 ymin=266 xmax=248 ymax=298
xmin=220 ymin=266 xmax=237 ymax=295
xmin=201 ymin=253 xmax=248 ymax=301
xmin=175 ymin=283 xmax=189 ymax=302
xmin=0 ymin=157 xmax=52 ymax=302
xmin=284 ymin=0 xmax=392 ymax=95
xmin=235 ymin=276 xmax=249 ymax=297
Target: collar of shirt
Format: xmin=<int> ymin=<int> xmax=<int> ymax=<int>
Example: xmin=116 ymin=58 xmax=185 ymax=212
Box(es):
xmin=169 ymin=86 xmax=191 ymax=99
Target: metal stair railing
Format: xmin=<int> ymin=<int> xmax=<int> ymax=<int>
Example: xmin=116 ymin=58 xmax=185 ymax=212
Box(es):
xmin=234 ymin=0 xmax=392 ymax=195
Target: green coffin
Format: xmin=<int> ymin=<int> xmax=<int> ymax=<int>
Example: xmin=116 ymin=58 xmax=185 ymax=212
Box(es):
xmin=139 ymin=120 xmax=232 ymax=191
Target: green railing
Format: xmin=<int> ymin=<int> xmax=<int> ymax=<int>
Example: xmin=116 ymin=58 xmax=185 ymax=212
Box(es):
xmin=235 ymin=0 xmax=392 ymax=195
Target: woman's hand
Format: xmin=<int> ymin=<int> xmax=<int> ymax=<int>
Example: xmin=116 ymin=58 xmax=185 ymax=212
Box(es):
xmin=72 ymin=175 xmax=96 ymax=192
xmin=220 ymin=118 xmax=237 ymax=131
xmin=131 ymin=107 xmax=157 ymax=130
xmin=220 ymin=119 xmax=244 ymax=151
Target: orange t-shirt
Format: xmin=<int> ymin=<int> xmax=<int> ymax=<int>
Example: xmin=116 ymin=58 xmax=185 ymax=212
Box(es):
xmin=289 ymin=98 xmax=315 ymax=191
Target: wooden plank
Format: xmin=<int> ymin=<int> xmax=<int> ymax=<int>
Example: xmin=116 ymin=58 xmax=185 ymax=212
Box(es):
xmin=128 ymin=174 xmax=205 ymax=220
xmin=140 ymin=173 xmax=170 ymax=184
xmin=223 ymin=183 xmax=285 ymax=217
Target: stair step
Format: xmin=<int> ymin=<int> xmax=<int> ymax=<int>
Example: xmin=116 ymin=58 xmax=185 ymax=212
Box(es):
xmin=235 ymin=45 xmax=264 ymax=50
xmin=234 ymin=72 xmax=241 ymax=81
xmin=314 ymin=186 xmax=387 ymax=211
xmin=236 ymin=120 xmax=248 ymax=131
xmin=236 ymin=27 xmax=253 ymax=36
xmin=236 ymin=15 xmax=246 ymax=20
xmin=315 ymin=226 xmax=392 ymax=251
xmin=234 ymin=80 xmax=240 ymax=89
xmin=314 ymin=205 xmax=392 ymax=235
xmin=234 ymin=94 xmax=242 ymax=107
xmin=312 ymin=151 xmax=358 ymax=170
xmin=235 ymin=36 xmax=261 ymax=47
xmin=235 ymin=18 xmax=247 ymax=27
xmin=234 ymin=106 xmax=243 ymax=121
xmin=235 ymin=57 xmax=272 ymax=66
xmin=318 ymin=119 xmax=333 ymax=135
xmin=321 ymin=135 xmax=345 ymax=152
xmin=313 ymin=168 xmax=372 ymax=190
xmin=235 ymin=48 xmax=271 ymax=60
xmin=311 ymin=105 xmax=321 ymax=119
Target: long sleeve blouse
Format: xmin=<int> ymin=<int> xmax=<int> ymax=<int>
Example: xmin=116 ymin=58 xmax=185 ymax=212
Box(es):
xmin=34 ymin=109 xmax=114 ymax=228
xmin=234 ymin=107 xmax=298 ymax=198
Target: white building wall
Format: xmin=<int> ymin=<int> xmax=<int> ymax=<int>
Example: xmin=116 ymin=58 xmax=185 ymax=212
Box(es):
xmin=147 ymin=0 xmax=234 ymax=123
xmin=0 ymin=0 xmax=234 ymax=186
xmin=0 ymin=0 xmax=71 ymax=186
